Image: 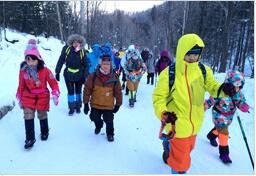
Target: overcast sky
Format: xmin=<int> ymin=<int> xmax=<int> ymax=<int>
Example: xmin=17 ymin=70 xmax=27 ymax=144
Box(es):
xmin=101 ymin=1 xmax=165 ymax=13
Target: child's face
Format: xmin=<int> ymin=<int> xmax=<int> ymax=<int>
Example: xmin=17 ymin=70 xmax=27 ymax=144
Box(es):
xmin=184 ymin=54 xmax=199 ymax=63
xmin=26 ymin=58 xmax=38 ymax=67
xmin=235 ymin=86 xmax=240 ymax=92
xmin=101 ymin=61 xmax=111 ymax=73
xmin=72 ymin=41 xmax=81 ymax=48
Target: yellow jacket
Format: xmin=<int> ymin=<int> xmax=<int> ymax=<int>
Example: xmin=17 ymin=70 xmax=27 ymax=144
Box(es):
xmin=153 ymin=34 xmax=222 ymax=138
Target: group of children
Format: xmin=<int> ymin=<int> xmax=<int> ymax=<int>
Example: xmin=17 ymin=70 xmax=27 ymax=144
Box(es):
xmin=16 ymin=34 xmax=249 ymax=174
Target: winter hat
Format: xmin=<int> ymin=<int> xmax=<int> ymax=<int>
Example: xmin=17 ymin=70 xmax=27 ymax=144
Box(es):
xmin=160 ymin=50 xmax=169 ymax=58
xmin=186 ymin=45 xmax=203 ymax=55
xmin=224 ymin=70 xmax=245 ymax=88
xmin=126 ymin=44 xmax=141 ymax=60
xmin=24 ymin=39 xmax=43 ymax=60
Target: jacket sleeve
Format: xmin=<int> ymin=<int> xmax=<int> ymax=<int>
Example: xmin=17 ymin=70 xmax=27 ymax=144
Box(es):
xmin=205 ymin=96 xmax=216 ymax=108
xmin=46 ymin=68 xmax=60 ymax=94
xmin=16 ymin=70 xmax=25 ymax=97
xmin=114 ymin=80 xmax=122 ymax=106
xmin=204 ymin=65 xmax=223 ymax=97
xmin=152 ymin=67 xmax=169 ymax=119
xmin=83 ymin=73 xmax=94 ymax=104
xmin=55 ymin=45 xmax=68 ymax=74
xmin=83 ymin=54 xmax=89 ymax=79
xmin=235 ymin=92 xmax=248 ymax=109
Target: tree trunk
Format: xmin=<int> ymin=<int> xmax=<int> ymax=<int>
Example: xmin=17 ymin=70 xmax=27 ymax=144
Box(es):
xmin=182 ymin=1 xmax=188 ymax=35
xmin=80 ymin=1 xmax=86 ymax=38
xmin=56 ymin=2 xmax=64 ymax=43
xmin=218 ymin=2 xmax=233 ymax=73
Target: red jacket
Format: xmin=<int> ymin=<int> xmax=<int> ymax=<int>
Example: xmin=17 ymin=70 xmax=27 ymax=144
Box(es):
xmin=16 ymin=66 xmax=59 ymax=111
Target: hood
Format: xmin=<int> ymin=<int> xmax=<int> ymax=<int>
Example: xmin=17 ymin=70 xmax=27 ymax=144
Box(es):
xmin=176 ymin=34 xmax=205 ymax=71
xmin=67 ymin=34 xmax=86 ymax=48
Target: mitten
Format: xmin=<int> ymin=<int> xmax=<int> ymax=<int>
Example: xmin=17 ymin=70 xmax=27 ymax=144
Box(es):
xmin=55 ymin=73 xmax=60 ymax=82
xmin=240 ymin=104 xmax=249 ymax=113
xmin=112 ymin=105 xmax=120 ymax=113
xmin=52 ymin=90 xmax=60 ymax=106
xmin=84 ymin=103 xmax=89 ymax=115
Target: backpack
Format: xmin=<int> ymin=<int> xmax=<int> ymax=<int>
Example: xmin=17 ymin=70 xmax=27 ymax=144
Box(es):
xmin=65 ymin=46 xmax=85 ymax=61
xmin=169 ymin=62 xmax=206 ymax=92
xmin=127 ymin=57 xmax=142 ymax=71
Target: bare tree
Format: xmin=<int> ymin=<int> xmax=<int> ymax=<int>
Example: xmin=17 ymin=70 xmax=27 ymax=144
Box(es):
xmin=56 ymin=2 xmax=64 ymax=43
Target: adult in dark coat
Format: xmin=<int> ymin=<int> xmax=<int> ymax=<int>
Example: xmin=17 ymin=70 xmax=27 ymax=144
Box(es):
xmin=55 ymin=34 xmax=89 ymax=115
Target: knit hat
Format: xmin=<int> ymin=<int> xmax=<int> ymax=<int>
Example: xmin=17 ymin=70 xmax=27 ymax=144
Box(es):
xmin=160 ymin=50 xmax=169 ymax=58
xmin=224 ymin=70 xmax=245 ymax=88
xmin=186 ymin=45 xmax=203 ymax=55
xmin=24 ymin=39 xmax=43 ymax=60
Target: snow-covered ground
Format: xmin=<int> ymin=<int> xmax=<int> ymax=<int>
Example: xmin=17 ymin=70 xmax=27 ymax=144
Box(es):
xmin=0 ymin=29 xmax=254 ymax=174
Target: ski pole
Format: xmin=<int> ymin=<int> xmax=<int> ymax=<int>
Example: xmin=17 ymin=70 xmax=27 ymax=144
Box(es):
xmin=237 ymin=115 xmax=254 ymax=169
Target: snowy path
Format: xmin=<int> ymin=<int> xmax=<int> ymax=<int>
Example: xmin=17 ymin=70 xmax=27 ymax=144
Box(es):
xmin=0 ymin=75 xmax=254 ymax=174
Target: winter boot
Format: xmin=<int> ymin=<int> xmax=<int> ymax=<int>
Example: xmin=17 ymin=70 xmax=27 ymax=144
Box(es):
xmin=219 ymin=145 xmax=232 ymax=163
xmin=40 ymin=118 xmax=49 ymax=141
xmin=207 ymin=128 xmax=218 ymax=147
xmin=107 ymin=135 xmax=114 ymax=142
xmin=94 ymin=121 xmax=103 ymax=135
xmin=162 ymin=140 xmax=170 ymax=164
xmin=129 ymin=98 xmax=134 ymax=107
xmin=24 ymin=119 xmax=36 ymax=149
xmin=75 ymin=94 xmax=82 ymax=113
xmin=171 ymin=169 xmax=186 ymax=174
xmin=68 ymin=95 xmax=76 ymax=116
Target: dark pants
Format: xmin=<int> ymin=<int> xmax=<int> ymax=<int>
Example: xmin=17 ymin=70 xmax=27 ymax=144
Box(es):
xmin=147 ymin=73 xmax=154 ymax=85
xmin=89 ymin=108 xmax=114 ymax=136
xmin=65 ymin=80 xmax=83 ymax=95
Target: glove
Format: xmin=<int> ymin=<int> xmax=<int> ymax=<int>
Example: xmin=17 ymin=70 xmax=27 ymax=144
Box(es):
xmin=84 ymin=103 xmax=89 ymax=115
xmin=55 ymin=73 xmax=60 ymax=82
xmin=161 ymin=111 xmax=177 ymax=125
xmin=240 ymin=104 xmax=249 ymax=113
xmin=113 ymin=105 xmax=120 ymax=113
xmin=16 ymin=93 xmax=22 ymax=108
xmin=222 ymin=83 xmax=236 ymax=97
xmin=52 ymin=90 xmax=60 ymax=106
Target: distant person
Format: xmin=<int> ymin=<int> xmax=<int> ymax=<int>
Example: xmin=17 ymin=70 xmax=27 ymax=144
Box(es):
xmin=123 ymin=44 xmax=147 ymax=107
xmin=155 ymin=50 xmax=172 ymax=76
xmin=16 ymin=39 xmax=60 ymax=149
xmin=205 ymin=70 xmax=249 ymax=164
xmin=87 ymin=43 xmax=101 ymax=74
xmin=83 ymin=54 xmax=122 ymax=142
xmin=114 ymin=51 xmax=122 ymax=77
xmin=55 ymin=34 xmax=89 ymax=116
xmin=145 ymin=51 xmax=155 ymax=85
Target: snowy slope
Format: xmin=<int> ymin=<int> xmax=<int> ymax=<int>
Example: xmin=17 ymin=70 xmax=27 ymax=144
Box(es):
xmin=0 ymin=29 xmax=254 ymax=174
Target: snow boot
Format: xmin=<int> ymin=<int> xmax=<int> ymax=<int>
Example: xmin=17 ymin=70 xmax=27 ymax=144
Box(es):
xmin=24 ymin=119 xmax=36 ymax=149
xmin=68 ymin=109 xmax=75 ymax=116
xmin=207 ymin=128 xmax=218 ymax=147
xmin=107 ymin=135 xmax=114 ymax=142
xmin=40 ymin=118 xmax=49 ymax=141
xmin=171 ymin=169 xmax=186 ymax=174
xmin=219 ymin=145 xmax=232 ymax=163
xmin=129 ymin=98 xmax=134 ymax=107
xmin=68 ymin=96 xmax=76 ymax=116
xmin=94 ymin=121 xmax=103 ymax=135
xmin=162 ymin=140 xmax=170 ymax=164
xmin=75 ymin=94 xmax=82 ymax=114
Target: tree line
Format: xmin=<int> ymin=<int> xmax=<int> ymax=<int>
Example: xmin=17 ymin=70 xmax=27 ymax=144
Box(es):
xmin=0 ymin=1 xmax=254 ymax=76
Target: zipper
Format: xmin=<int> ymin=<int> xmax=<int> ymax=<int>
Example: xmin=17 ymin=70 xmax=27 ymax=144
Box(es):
xmin=185 ymin=65 xmax=194 ymax=135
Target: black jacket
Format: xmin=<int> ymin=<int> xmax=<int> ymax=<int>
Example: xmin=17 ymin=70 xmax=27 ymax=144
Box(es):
xmin=55 ymin=45 xmax=89 ymax=82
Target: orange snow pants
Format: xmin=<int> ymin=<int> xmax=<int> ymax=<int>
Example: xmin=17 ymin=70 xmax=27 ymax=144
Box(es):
xmin=167 ymin=135 xmax=196 ymax=172
xmin=213 ymin=128 xmax=229 ymax=146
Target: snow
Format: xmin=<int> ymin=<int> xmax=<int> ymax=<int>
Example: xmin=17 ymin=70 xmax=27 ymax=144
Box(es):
xmin=0 ymin=29 xmax=254 ymax=174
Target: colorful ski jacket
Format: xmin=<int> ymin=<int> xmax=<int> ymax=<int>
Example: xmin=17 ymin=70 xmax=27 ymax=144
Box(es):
xmin=205 ymin=91 xmax=248 ymax=128
xmin=153 ymin=34 xmax=223 ymax=138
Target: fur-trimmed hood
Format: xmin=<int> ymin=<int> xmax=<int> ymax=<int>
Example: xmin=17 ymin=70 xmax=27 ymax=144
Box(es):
xmin=67 ymin=34 xmax=86 ymax=48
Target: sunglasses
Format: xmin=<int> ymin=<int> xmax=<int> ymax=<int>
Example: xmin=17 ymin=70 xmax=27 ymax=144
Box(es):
xmin=101 ymin=61 xmax=111 ymax=65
